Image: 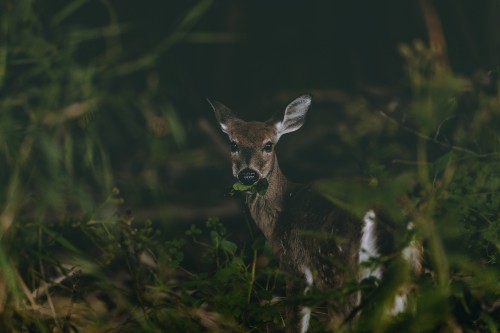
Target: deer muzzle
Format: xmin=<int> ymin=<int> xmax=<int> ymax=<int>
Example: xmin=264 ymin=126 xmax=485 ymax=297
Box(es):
xmin=238 ymin=168 xmax=259 ymax=185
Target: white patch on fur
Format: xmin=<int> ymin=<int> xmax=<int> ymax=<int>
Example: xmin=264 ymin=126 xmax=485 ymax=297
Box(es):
xmin=387 ymin=222 xmax=422 ymax=316
xmin=403 ymin=221 xmax=422 ymax=274
xmin=402 ymin=241 xmax=419 ymax=264
xmin=390 ymin=294 xmax=407 ymax=315
xmin=407 ymin=221 xmax=415 ymax=231
xmin=303 ymin=266 xmax=314 ymax=286
xmin=219 ymin=123 xmax=228 ymax=133
xmin=300 ymin=306 xmax=311 ymax=333
xmin=299 ymin=266 xmax=314 ymax=332
xmin=359 ymin=209 xmax=382 ymax=280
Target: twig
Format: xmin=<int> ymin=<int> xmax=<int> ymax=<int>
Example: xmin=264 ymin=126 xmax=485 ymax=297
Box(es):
xmin=63 ymin=270 xmax=81 ymax=333
xmin=39 ymin=260 xmax=61 ymax=331
xmin=247 ymin=249 xmax=257 ymax=304
xmin=31 ymin=273 xmax=70 ymax=299
xmin=434 ymin=115 xmax=456 ymax=141
xmin=15 ymin=270 xmax=39 ymax=311
xmin=379 ymin=111 xmax=483 ymax=155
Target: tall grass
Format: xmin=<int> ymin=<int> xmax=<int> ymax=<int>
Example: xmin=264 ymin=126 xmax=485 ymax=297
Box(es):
xmin=0 ymin=0 xmax=216 ymax=331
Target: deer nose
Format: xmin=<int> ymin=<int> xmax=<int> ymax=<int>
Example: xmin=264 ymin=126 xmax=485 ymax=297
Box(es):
xmin=238 ymin=168 xmax=259 ymax=185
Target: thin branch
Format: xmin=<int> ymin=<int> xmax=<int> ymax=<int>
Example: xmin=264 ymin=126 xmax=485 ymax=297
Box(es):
xmin=379 ymin=111 xmax=484 ymax=156
xmin=434 ymin=115 xmax=456 ymax=141
xmin=31 ymin=273 xmax=70 ymax=299
xmin=15 ymin=270 xmax=39 ymax=310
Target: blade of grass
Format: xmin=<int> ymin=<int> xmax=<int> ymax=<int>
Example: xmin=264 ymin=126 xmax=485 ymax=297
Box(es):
xmin=109 ymin=0 xmax=214 ymax=76
xmin=38 ymin=224 xmax=84 ymax=256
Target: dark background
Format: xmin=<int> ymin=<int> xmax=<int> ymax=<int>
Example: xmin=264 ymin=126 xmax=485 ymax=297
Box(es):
xmin=110 ymin=0 xmax=499 ymax=224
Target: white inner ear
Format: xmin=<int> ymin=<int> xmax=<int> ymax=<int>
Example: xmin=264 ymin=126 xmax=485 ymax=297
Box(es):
xmin=219 ymin=122 xmax=228 ymax=134
xmin=274 ymin=121 xmax=285 ymax=139
xmin=275 ymin=95 xmax=311 ymax=140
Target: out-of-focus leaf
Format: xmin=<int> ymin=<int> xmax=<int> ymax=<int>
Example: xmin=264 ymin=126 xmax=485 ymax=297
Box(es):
xmin=221 ymin=239 xmax=237 ymax=255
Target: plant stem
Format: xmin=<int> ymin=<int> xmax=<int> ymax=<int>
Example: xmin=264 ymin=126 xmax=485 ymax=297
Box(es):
xmin=247 ymin=249 xmax=257 ymax=304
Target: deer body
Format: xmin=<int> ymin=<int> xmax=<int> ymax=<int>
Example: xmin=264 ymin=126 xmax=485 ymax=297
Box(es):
xmin=247 ymin=176 xmax=361 ymax=290
xmin=210 ymin=95 xmax=420 ymax=332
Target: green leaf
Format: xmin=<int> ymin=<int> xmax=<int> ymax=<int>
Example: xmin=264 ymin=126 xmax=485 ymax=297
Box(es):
xmin=255 ymin=178 xmax=269 ymax=196
xmin=228 ymin=178 xmax=269 ymax=197
xmin=210 ymin=230 xmax=221 ymax=246
xmin=221 ymin=239 xmax=237 ymax=255
xmin=252 ymin=236 xmax=266 ymax=251
xmin=232 ymin=182 xmax=253 ymax=191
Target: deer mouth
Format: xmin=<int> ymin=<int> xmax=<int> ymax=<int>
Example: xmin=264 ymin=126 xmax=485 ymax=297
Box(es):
xmin=237 ymin=168 xmax=259 ymax=185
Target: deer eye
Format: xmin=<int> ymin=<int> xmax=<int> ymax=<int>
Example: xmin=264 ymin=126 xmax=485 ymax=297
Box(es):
xmin=263 ymin=141 xmax=273 ymax=152
xmin=230 ymin=141 xmax=239 ymax=152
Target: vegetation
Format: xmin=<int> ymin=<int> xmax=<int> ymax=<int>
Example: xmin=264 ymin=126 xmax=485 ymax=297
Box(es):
xmin=1 ymin=1 xmax=499 ymax=332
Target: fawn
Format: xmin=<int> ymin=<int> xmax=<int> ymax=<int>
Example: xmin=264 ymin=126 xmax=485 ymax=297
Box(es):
xmin=210 ymin=95 xmax=422 ymax=332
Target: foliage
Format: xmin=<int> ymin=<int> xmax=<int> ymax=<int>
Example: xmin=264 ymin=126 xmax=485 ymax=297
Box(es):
xmin=0 ymin=188 xmax=286 ymax=332
xmin=227 ymin=179 xmax=270 ymax=198
xmin=318 ymin=41 xmax=500 ymax=332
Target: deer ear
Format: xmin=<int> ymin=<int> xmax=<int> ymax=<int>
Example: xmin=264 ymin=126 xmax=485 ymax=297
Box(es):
xmin=270 ymin=94 xmax=311 ymax=140
xmin=208 ymin=99 xmax=236 ymax=134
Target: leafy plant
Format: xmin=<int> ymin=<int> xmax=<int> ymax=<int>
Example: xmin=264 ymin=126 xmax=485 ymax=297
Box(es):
xmin=227 ymin=179 xmax=270 ymax=197
xmin=319 ymin=41 xmax=500 ymax=332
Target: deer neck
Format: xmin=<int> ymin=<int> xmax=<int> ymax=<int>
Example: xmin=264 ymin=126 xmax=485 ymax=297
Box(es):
xmin=245 ymin=156 xmax=289 ymax=241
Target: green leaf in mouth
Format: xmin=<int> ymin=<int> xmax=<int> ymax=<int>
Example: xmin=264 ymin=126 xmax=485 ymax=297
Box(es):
xmin=226 ymin=178 xmax=269 ymax=197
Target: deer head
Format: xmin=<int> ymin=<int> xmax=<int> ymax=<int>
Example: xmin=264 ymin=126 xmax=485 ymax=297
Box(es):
xmin=209 ymin=94 xmax=312 ymax=186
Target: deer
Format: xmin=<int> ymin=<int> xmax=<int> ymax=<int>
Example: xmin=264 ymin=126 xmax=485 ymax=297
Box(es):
xmin=209 ymin=94 xmax=422 ymax=332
